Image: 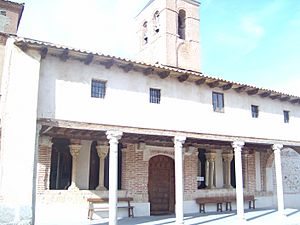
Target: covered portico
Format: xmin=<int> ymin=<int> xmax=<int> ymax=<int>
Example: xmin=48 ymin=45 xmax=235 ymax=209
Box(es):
xmin=36 ymin=118 xmax=300 ymax=225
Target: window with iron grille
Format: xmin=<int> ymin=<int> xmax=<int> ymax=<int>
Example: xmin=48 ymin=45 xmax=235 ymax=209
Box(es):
xmin=283 ymin=110 xmax=289 ymax=123
xmin=251 ymin=105 xmax=259 ymax=118
xmin=91 ymin=80 xmax=106 ymax=98
xmin=212 ymin=92 xmax=224 ymax=112
xmin=150 ymin=88 xmax=161 ymax=104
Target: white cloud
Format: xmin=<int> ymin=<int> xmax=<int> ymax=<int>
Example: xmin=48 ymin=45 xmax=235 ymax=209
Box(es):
xmin=241 ymin=16 xmax=265 ymax=38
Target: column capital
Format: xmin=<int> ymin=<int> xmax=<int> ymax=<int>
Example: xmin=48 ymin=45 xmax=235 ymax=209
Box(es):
xmin=96 ymin=145 xmax=109 ymax=159
xmin=222 ymin=152 xmax=233 ymax=161
xmin=69 ymin=144 xmax=81 ymax=157
xmin=205 ymin=152 xmax=217 ymax=161
xmin=232 ymin=141 xmax=245 ymax=151
xmin=272 ymin=144 xmax=283 ymax=153
xmin=106 ymin=130 xmax=123 ymax=144
xmin=174 ymin=136 xmax=186 ymax=148
xmin=39 ymin=136 xmax=52 ymax=148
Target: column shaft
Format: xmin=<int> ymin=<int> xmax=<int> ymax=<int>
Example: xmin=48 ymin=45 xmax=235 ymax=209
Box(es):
xmin=68 ymin=143 xmax=81 ymax=190
xmin=107 ymin=131 xmax=123 ymax=225
xmin=273 ymin=144 xmax=285 ymax=215
xmin=174 ymin=136 xmax=186 ymax=225
xmin=232 ymin=141 xmax=245 ymax=220
xmin=96 ymin=145 xmax=108 ymax=190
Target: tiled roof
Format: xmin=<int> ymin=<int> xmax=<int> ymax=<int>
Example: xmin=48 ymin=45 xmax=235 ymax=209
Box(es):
xmin=9 ymin=34 xmax=300 ymax=104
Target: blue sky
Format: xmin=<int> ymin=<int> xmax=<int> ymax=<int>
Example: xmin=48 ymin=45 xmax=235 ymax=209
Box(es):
xmin=15 ymin=0 xmax=300 ymax=96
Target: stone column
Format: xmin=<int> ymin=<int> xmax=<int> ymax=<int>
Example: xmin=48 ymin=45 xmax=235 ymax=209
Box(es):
xmin=232 ymin=141 xmax=245 ymax=220
xmin=272 ymin=144 xmax=285 ymax=215
xmin=205 ymin=151 xmax=217 ymax=189
xmin=96 ymin=143 xmax=109 ymax=190
xmin=68 ymin=141 xmax=81 ymax=190
xmin=174 ymin=136 xmax=186 ymax=225
xmin=107 ymin=131 xmax=123 ymax=225
xmin=222 ymin=150 xmax=233 ymax=189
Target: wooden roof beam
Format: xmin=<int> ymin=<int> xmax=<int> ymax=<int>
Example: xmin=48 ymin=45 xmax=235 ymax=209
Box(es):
xmin=222 ymin=83 xmax=233 ymax=91
xmin=84 ymin=53 xmax=94 ymax=65
xmin=40 ymin=47 xmax=48 ymax=59
xmin=143 ymin=67 xmax=154 ymax=75
xmin=270 ymin=94 xmax=281 ymax=100
xmin=234 ymin=85 xmax=247 ymax=93
xmin=157 ymin=71 xmax=170 ymax=79
xmin=60 ymin=49 xmax=69 ymax=62
xmin=100 ymin=59 xmax=114 ymax=69
xmin=177 ymin=74 xmax=189 ymax=82
xmin=195 ymin=78 xmax=206 ymax=85
xmin=290 ymin=98 xmax=300 ymax=104
xmin=206 ymin=80 xmax=219 ymax=88
xmin=280 ymin=96 xmax=291 ymax=102
xmin=247 ymin=88 xmax=259 ymax=95
xmin=122 ymin=63 xmax=134 ymax=73
xmin=259 ymin=91 xmax=271 ymax=98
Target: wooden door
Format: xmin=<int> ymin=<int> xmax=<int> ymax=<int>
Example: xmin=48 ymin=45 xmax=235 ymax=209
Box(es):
xmin=148 ymin=155 xmax=175 ymax=215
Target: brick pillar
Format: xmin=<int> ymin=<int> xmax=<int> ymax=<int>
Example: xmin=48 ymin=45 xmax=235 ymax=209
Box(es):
xmin=37 ymin=136 xmax=52 ymax=193
xmin=222 ymin=150 xmax=233 ymax=189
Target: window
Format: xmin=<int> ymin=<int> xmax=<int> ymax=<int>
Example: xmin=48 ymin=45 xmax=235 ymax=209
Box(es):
xmin=91 ymin=80 xmax=106 ymax=98
xmin=0 ymin=10 xmax=6 ymax=16
xmin=178 ymin=10 xmax=186 ymax=40
xmin=212 ymin=92 xmax=224 ymax=112
xmin=284 ymin=110 xmax=289 ymax=123
xmin=153 ymin=11 xmax=160 ymax=33
xmin=251 ymin=105 xmax=259 ymax=118
xmin=150 ymin=88 xmax=161 ymax=104
xmin=142 ymin=21 xmax=148 ymax=44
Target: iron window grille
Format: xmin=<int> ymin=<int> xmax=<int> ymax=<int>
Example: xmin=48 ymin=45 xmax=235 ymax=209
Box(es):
xmin=150 ymin=88 xmax=161 ymax=104
xmin=91 ymin=80 xmax=106 ymax=98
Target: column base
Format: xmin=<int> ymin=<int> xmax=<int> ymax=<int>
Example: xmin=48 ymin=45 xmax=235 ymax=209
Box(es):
xmin=68 ymin=184 xmax=79 ymax=191
xmin=223 ymin=185 xmax=233 ymax=189
xmin=96 ymin=186 xmax=107 ymax=191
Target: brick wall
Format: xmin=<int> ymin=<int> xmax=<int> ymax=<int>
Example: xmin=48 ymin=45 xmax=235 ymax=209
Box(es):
xmin=242 ymin=150 xmax=256 ymax=193
xmin=37 ymin=141 xmax=52 ymax=194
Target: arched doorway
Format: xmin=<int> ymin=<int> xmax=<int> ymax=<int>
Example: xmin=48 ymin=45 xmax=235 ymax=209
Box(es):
xmin=148 ymin=155 xmax=175 ymax=215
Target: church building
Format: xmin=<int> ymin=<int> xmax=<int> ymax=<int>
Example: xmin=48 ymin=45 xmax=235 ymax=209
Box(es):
xmin=0 ymin=0 xmax=300 ymax=225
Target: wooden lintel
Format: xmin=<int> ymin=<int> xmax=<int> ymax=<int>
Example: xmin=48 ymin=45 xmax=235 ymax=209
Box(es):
xmin=270 ymin=94 xmax=281 ymax=100
xmin=259 ymin=92 xmax=271 ymax=98
xmin=247 ymin=88 xmax=259 ymax=95
xmin=234 ymin=86 xmax=247 ymax=93
xmin=206 ymin=81 xmax=219 ymax=88
xmin=40 ymin=47 xmax=48 ymax=59
xmin=222 ymin=83 xmax=233 ymax=91
xmin=177 ymin=74 xmax=189 ymax=82
xmin=157 ymin=71 xmax=170 ymax=79
xmin=84 ymin=53 xmax=94 ymax=65
xmin=100 ymin=59 xmax=114 ymax=69
xmin=60 ymin=49 xmax=69 ymax=62
xmin=143 ymin=67 xmax=153 ymax=75
xmin=195 ymin=78 xmax=206 ymax=85
xmin=122 ymin=63 xmax=134 ymax=73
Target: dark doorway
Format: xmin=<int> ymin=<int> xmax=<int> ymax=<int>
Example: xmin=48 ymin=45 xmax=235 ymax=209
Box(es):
xmin=148 ymin=155 xmax=175 ymax=215
xmin=231 ymin=156 xmax=236 ymax=188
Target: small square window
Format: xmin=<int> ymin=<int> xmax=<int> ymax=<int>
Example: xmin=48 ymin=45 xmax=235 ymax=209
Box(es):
xmin=0 ymin=10 xmax=6 ymax=16
xmin=283 ymin=110 xmax=289 ymax=123
xmin=150 ymin=88 xmax=160 ymax=104
xmin=91 ymin=80 xmax=106 ymax=98
xmin=251 ymin=105 xmax=259 ymax=118
xmin=212 ymin=92 xmax=224 ymax=112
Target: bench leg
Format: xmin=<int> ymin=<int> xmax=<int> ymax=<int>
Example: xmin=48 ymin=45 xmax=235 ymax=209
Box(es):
xmin=199 ymin=204 xmax=205 ymax=213
xmin=88 ymin=209 xmax=93 ymax=220
xmin=217 ymin=203 xmax=223 ymax=212
xmin=225 ymin=202 xmax=232 ymax=211
xmin=249 ymin=200 xmax=256 ymax=209
xmin=128 ymin=207 xmax=134 ymax=218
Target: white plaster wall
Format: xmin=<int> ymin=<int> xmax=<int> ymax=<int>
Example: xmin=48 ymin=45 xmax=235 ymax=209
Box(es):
xmin=77 ymin=140 xmax=91 ymax=190
xmin=255 ymin=151 xmax=261 ymax=191
xmin=37 ymin=56 xmax=300 ymax=143
xmin=0 ymin=39 xmax=41 ymax=209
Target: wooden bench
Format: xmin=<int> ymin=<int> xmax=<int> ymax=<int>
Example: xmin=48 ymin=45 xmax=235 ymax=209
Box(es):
xmin=87 ymin=197 xmax=134 ymax=220
xmin=196 ymin=195 xmax=255 ymax=213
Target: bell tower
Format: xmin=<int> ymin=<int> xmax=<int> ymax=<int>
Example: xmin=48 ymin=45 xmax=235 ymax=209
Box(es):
xmin=135 ymin=0 xmax=201 ymax=72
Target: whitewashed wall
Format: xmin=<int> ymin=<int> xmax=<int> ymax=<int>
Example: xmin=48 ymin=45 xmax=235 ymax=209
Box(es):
xmin=38 ymin=56 xmax=300 ymax=143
